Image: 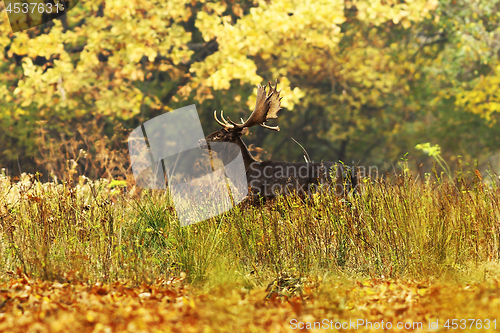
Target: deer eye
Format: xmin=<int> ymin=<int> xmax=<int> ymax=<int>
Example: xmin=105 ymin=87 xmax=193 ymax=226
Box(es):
xmin=215 ymin=133 xmax=222 ymax=139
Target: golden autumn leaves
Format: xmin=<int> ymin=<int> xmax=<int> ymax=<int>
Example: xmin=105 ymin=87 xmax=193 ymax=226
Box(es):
xmin=1 ymin=271 xmax=500 ymax=332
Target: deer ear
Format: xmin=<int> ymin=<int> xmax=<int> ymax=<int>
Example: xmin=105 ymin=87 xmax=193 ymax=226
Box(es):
xmin=239 ymin=128 xmax=249 ymax=136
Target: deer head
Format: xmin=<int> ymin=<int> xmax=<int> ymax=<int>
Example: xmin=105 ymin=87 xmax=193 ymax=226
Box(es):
xmin=198 ymin=80 xmax=283 ymax=165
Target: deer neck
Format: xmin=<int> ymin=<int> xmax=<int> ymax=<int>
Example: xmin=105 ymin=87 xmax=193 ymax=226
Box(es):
xmin=213 ymin=136 xmax=257 ymax=170
xmin=233 ymin=136 xmax=257 ymax=169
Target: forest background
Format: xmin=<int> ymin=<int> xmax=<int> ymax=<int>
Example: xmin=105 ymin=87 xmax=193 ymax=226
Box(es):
xmin=0 ymin=0 xmax=499 ymax=182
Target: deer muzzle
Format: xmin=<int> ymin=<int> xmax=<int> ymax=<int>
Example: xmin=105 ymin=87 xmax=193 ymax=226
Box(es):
xmin=198 ymin=138 xmax=209 ymax=150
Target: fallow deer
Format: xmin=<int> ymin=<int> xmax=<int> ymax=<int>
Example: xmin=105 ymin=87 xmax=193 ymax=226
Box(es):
xmin=198 ymin=81 xmax=357 ymax=200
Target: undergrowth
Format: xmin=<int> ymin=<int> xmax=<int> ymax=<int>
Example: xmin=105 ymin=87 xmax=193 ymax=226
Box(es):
xmin=0 ymin=162 xmax=499 ymax=288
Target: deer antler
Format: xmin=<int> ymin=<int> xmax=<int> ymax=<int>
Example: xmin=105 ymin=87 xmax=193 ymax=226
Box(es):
xmin=213 ymin=80 xmax=283 ymax=131
xmin=213 ymin=110 xmax=235 ymax=130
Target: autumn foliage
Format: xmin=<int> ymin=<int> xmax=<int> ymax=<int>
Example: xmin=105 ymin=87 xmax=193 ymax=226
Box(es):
xmin=0 ymin=165 xmax=499 ymax=330
xmin=0 ymin=0 xmax=499 ymax=177
xmin=0 ymin=273 xmax=500 ymax=332
xmin=1 ymin=0 xmax=500 ymax=331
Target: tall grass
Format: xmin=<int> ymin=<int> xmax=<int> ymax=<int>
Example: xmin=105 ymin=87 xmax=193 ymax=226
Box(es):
xmin=0 ymin=163 xmax=499 ymax=287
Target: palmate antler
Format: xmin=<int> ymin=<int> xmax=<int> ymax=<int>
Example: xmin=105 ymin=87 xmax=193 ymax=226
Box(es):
xmin=214 ymin=80 xmax=283 ymax=131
